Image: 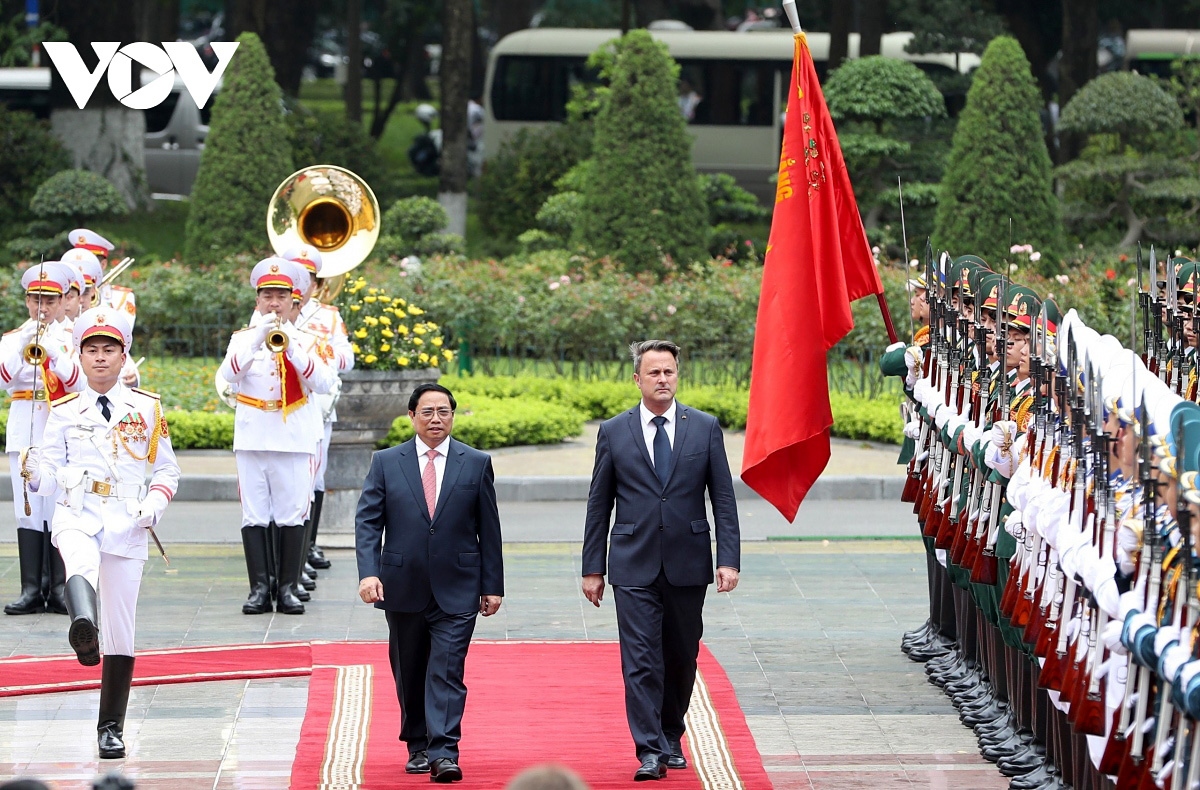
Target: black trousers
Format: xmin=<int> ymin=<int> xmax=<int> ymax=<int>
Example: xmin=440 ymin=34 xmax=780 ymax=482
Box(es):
xmin=385 ymin=600 xmax=478 ymax=762
xmin=613 ymin=568 xmax=707 ymax=760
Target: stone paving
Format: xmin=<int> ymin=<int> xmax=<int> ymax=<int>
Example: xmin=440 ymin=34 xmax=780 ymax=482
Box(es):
xmin=0 ymin=539 xmax=1006 ymax=789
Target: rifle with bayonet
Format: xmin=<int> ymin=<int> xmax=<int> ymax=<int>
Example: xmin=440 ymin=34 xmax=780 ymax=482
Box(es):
xmin=974 ymin=275 xmax=1009 ymax=586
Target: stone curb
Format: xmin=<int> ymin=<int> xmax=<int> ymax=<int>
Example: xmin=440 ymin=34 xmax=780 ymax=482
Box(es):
xmin=0 ymin=474 xmax=905 ymax=502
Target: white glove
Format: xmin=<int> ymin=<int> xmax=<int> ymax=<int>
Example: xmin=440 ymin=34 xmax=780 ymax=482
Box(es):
xmin=1117 ymin=519 xmax=1141 ymax=555
xmin=250 ymin=320 xmax=273 ymax=351
xmin=1161 ymin=643 xmax=1190 ymax=682
xmin=962 ymin=423 xmax=983 ymax=451
xmin=913 ymin=379 xmax=932 ymax=409
xmin=1103 ymin=619 xmax=1128 ymax=655
xmin=933 ymin=403 xmax=953 ymax=430
xmin=1005 ymin=511 xmax=1024 ymax=540
xmin=903 ymin=419 xmax=921 ymax=440
xmin=136 ymin=490 xmax=169 ymax=529
xmin=1117 ymin=547 xmax=1136 ymax=576
xmin=904 ymin=347 xmax=923 ymax=388
xmin=19 ymin=446 xmax=40 ymax=490
xmin=990 ymin=420 xmax=1018 ymax=448
xmin=946 ymin=413 xmax=966 ymax=437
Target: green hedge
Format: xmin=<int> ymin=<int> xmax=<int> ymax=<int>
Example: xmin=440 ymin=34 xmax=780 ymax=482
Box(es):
xmin=830 ymin=392 xmax=904 ymax=445
xmin=0 ymin=407 xmax=237 ymax=450
xmin=384 ymin=393 xmax=587 ymax=450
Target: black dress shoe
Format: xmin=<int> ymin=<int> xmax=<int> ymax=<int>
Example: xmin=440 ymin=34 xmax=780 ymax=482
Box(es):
xmin=997 ymin=745 xmax=1045 ymax=777
xmin=634 ymin=754 xmax=667 ymax=781
xmin=666 ymin=741 xmax=687 ymax=769
xmin=1008 ymin=763 xmax=1055 ymax=790
xmin=430 ymin=757 xmax=463 ymax=783
xmin=406 ymin=750 xmax=431 ymax=774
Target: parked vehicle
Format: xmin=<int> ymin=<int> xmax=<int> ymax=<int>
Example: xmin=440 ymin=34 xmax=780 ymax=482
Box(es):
xmin=0 ymin=67 xmax=215 ymax=196
xmin=483 ymin=28 xmax=980 ymax=201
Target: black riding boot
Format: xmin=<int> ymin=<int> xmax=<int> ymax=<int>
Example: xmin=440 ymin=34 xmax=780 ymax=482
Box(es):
xmin=98 ymin=654 xmax=136 ymax=758
xmin=275 ymin=525 xmax=307 ymax=614
xmin=64 ymin=575 xmax=100 ymax=666
xmin=45 ymin=531 xmax=67 ymax=615
xmin=241 ymin=527 xmax=272 ymax=615
xmin=308 ymin=490 xmax=330 ymax=569
xmin=4 ymin=528 xmax=44 ymax=615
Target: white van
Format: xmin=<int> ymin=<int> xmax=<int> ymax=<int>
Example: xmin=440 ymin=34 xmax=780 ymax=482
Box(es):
xmin=0 ymin=66 xmax=214 ymax=196
xmin=483 ymin=29 xmax=980 ymax=201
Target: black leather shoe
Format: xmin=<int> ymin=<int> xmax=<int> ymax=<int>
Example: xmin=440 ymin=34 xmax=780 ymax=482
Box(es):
xmin=309 ymin=545 xmax=331 ymax=570
xmin=634 ymin=754 xmax=667 ymax=781
xmin=997 ymin=745 xmax=1045 ymax=777
xmin=666 ymin=741 xmax=687 ymax=769
xmin=908 ymin=640 xmax=953 ymax=662
xmin=1008 ymin=763 xmax=1055 ymax=789
xmin=981 ymin=731 xmax=1032 ymax=763
xmin=430 ymin=757 xmax=462 ymax=783
xmin=406 ymin=750 xmax=431 ymax=774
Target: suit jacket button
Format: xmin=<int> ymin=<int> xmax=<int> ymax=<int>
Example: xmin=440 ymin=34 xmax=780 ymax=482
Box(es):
xmin=429 ymin=527 xmax=435 ymax=534
xmin=661 ymin=496 xmax=666 ymax=501
xmin=659 ymin=525 xmax=664 ymax=531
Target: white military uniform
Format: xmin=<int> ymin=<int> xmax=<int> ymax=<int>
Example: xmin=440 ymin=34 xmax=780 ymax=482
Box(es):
xmin=0 ymin=292 xmax=83 ymax=534
xmin=218 ymin=302 xmax=335 ymax=528
xmin=69 ymin=228 xmax=137 ymax=329
xmin=36 ymin=383 xmax=179 ymax=655
xmin=296 ymin=298 xmax=354 ymax=490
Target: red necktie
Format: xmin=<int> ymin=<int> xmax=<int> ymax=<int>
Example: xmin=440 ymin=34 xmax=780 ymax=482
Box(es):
xmin=422 ymin=449 xmax=438 ymax=518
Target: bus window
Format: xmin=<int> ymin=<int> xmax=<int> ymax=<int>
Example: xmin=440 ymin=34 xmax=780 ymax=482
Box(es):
xmin=491 ymin=54 xmax=594 ymax=122
xmin=677 ymin=60 xmax=780 ymax=126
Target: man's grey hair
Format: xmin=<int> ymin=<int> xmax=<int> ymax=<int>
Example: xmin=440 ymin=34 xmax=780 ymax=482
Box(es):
xmin=629 ymin=339 xmax=681 ymax=374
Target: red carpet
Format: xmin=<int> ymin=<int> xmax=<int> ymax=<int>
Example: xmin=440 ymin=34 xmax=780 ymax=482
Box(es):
xmin=293 ymin=641 xmax=773 ymax=789
xmin=0 ymin=641 xmax=312 ymax=696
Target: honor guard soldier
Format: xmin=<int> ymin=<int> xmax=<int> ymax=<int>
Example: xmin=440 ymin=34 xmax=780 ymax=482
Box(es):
xmin=23 ymin=307 xmax=179 ymax=759
xmin=282 ymin=243 xmax=355 ymax=571
xmin=70 ymin=228 xmax=136 ymax=326
xmin=2 ymin=264 xmax=83 ymax=615
xmin=218 ymin=258 xmax=336 ymax=616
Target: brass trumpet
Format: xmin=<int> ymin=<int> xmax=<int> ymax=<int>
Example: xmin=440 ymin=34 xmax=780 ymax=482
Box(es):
xmin=22 ymin=321 xmax=47 ymax=365
xmin=265 ymin=316 xmax=289 ymax=353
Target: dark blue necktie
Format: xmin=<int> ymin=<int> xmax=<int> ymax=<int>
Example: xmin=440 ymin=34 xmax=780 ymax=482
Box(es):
xmin=652 ymin=415 xmax=671 ymax=485
xmin=97 ymin=395 xmax=111 ymax=422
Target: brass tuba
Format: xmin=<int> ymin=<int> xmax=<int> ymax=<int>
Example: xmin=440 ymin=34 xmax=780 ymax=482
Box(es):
xmin=266 ymin=165 xmax=380 ymax=302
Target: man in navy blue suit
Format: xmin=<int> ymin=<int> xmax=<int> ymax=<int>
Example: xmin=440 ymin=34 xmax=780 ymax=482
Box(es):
xmin=582 ymin=340 xmax=741 ymax=781
xmin=355 ymin=383 xmax=504 ymax=783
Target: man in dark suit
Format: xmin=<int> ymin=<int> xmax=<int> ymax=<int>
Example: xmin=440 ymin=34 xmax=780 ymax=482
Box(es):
xmin=356 ymin=383 xmax=504 ymax=783
xmin=582 ymin=340 xmax=740 ymax=781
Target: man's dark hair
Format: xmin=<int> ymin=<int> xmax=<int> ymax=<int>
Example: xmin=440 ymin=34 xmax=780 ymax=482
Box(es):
xmin=629 ymin=340 xmax=680 ymax=375
xmin=1 ymin=780 xmax=52 ymax=790
xmin=408 ymin=383 xmax=457 ymax=412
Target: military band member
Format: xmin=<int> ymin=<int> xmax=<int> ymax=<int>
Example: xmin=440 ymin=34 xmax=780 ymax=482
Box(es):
xmin=2 ymin=264 xmax=83 ymax=615
xmin=282 ymin=243 xmax=355 ymax=571
xmin=70 ymin=228 xmax=136 ymax=326
xmin=61 ymin=248 xmax=104 ymax=314
xmin=22 ymin=307 xmax=179 ymax=759
xmin=218 ymin=258 xmax=336 ymax=615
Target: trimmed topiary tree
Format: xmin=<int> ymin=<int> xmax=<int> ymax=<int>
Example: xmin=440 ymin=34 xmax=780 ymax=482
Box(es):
xmin=30 ymin=169 xmax=128 ymax=228
xmin=934 ymin=36 xmax=1062 ymax=266
xmin=184 ymin=32 xmax=295 ymax=265
xmin=823 ymin=56 xmax=946 ymax=229
xmin=1057 ymin=71 xmax=1195 ymax=247
xmin=0 ymin=107 xmax=70 ymax=241
xmin=576 ymin=30 xmax=707 ymax=274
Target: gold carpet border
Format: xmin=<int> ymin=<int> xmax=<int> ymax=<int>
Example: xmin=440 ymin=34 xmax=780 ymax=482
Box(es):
xmin=685 ymin=669 xmax=743 ymax=790
xmin=320 ymin=663 xmax=373 ymax=790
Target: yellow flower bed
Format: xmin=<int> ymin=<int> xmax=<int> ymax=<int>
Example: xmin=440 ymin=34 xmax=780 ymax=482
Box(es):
xmin=338 ymin=276 xmax=453 ymax=371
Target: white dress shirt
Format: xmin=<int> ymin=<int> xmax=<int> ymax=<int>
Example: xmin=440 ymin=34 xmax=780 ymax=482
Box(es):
xmin=639 ymin=400 xmax=677 ymax=465
xmin=415 ymin=435 xmax=451 ymax=506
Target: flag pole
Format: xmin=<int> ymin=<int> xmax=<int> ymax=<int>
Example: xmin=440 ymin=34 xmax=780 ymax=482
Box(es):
xmin=779 ymin=0 xmax=898 ymax=344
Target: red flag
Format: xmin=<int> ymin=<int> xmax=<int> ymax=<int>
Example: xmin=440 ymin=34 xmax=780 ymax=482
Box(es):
xmin=741 ymin=33 xmax=884 ymax=522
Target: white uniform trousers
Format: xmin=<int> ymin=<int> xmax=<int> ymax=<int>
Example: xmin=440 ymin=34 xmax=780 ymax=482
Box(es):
xmin=313 ymin=422 xmax=333 ymax=493
xmin=8 ymin=451 xmax=54 ymax=533
xmin=235 ymin=450 xmax=315 ymax=527
xmin=54 ymin=529 xmax=143 ymax=657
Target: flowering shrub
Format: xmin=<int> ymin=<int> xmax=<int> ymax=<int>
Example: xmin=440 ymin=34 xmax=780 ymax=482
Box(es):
xmin=336 ymin=276 xmax=453 ymax=371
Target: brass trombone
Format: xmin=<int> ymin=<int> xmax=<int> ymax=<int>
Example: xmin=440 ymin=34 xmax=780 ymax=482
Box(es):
xmin=100 ymin=257 xmax=135 ymax=287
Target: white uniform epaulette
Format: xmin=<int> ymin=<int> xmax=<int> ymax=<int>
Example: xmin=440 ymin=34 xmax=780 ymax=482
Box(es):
xmin=129 ymin=387 xmax=160 ymax=400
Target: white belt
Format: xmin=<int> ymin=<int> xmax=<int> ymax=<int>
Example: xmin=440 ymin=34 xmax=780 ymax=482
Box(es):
xmin=74 ymin=474 xmax=145 ymax=501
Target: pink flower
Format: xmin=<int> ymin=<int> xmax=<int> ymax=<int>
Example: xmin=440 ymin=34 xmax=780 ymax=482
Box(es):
xmin=1029 ymin=252 xmax=1041 ymax=262
xmin=518 ymin=295 xmax=526 ymax=304
xmin=1055 ymin=274 xmax=1069 ymax=285
xmin=667 ymin=305 xmax=677 ymax=315
xmin=548 ymin=281 xmax=560 ymax=290
xmin=560 ymin=274 xmax=571 ymax=283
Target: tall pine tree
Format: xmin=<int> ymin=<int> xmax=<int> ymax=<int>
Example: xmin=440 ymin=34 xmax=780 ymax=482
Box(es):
xmin=577 ymin=30 xmax=707 ymax=275
xmin=185 ymin=32 xmax=295 ymax=265
xmin=934 ymin=36 xmax=1062 ymax=264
